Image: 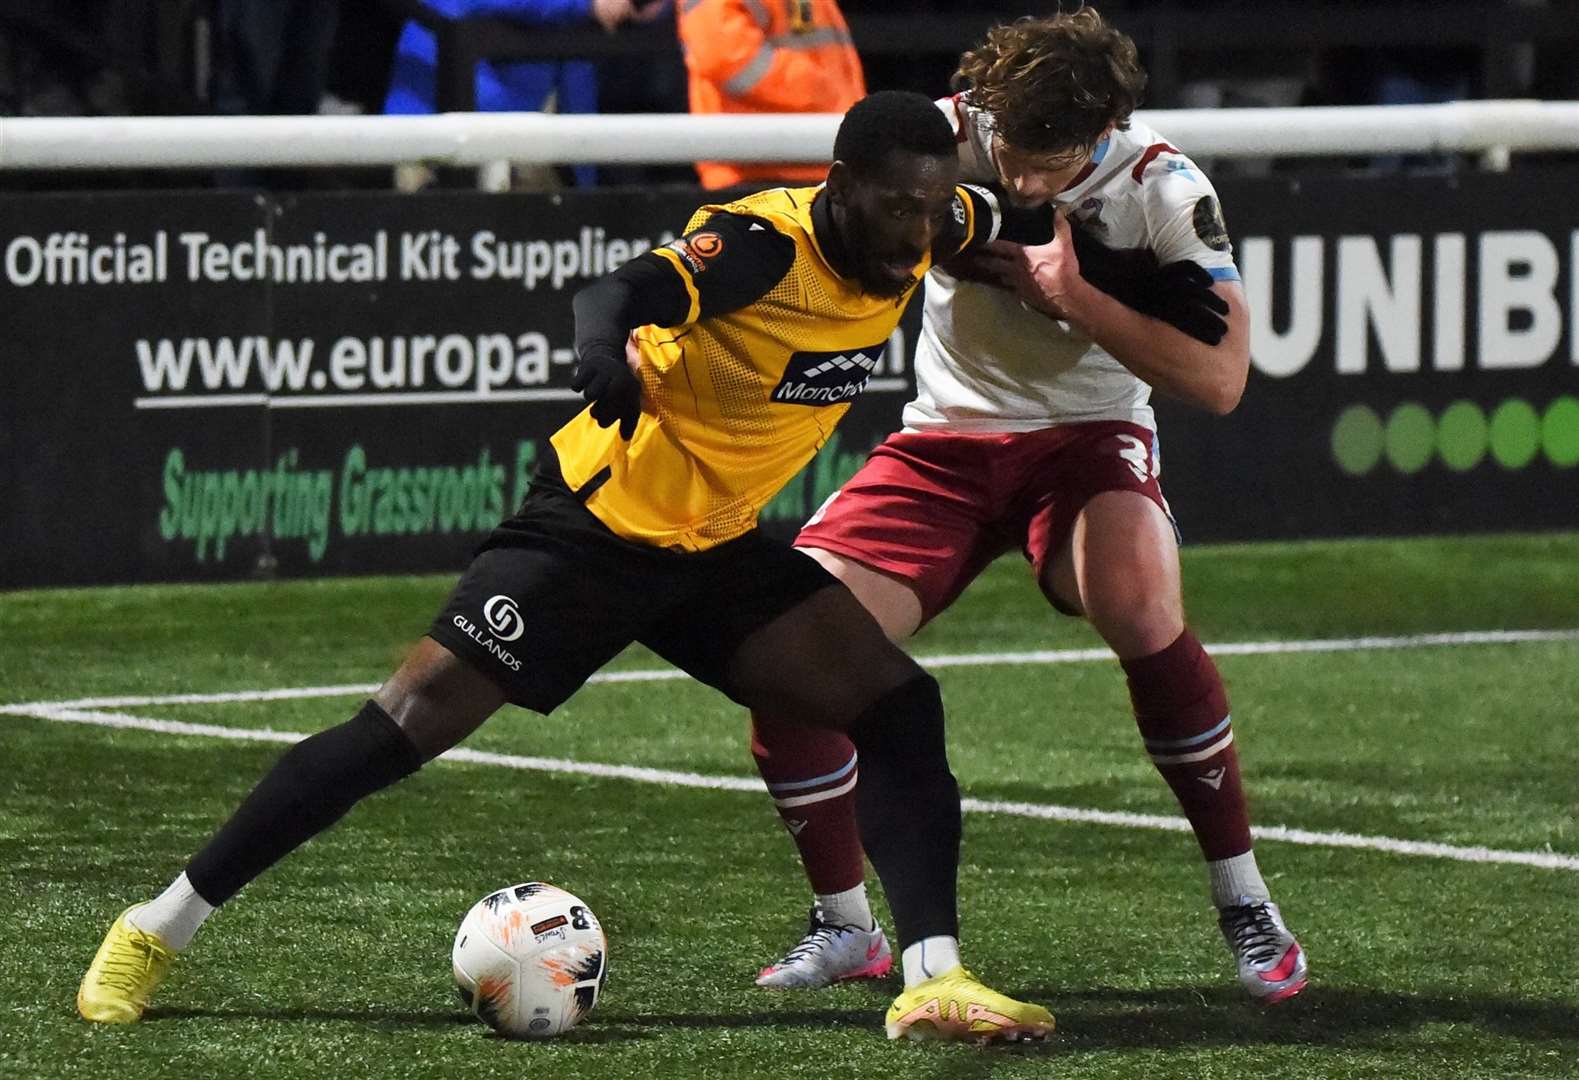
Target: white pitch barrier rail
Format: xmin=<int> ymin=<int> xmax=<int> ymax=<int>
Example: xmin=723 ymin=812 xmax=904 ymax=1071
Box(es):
xmin=1 ymin=100 xmax=1578 ymax=170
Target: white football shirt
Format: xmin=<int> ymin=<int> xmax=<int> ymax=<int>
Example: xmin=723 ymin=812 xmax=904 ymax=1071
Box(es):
xmin=903 ymin=96 xmax=1242 ymax=434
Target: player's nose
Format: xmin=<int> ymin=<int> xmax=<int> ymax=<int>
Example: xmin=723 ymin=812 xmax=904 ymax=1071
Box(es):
xmin=1010 ymin=171 xmax=1049 ymax=202
xmin=900 ymin=218 xmax=932 ymax=260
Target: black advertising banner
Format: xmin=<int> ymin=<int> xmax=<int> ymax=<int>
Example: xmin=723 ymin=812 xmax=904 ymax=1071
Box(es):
xmin=3 ymin=195 xmax=274 ymax=584
xmin=0 ymin=189 xmax=916 ymax=586
xmin=1 ymin=171 xmax=1575 ymax=587
xmin=1158 ymin=168 xmax=1578 ymax=542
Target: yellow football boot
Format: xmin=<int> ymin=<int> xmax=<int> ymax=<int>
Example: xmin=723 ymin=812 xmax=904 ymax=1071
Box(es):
xmin=77 ymin=907 xmax=174 ymax=1023
xmin=885 ymin=966 xmax=1054 ymax=1044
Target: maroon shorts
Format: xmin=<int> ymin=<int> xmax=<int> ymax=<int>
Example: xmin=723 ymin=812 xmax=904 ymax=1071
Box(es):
xmin=796 ymin=422 xmax=1175 ymax=625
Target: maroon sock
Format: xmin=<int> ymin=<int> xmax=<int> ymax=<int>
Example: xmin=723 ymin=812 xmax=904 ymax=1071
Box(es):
xmin=1121 ymin=628 xmax=1253 ymax=860
xmin=749 ymin=711 xmax=866 ymax=894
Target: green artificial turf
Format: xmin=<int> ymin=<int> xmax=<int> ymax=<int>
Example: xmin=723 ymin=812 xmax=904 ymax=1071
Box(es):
xmin=2 ymin=532 xmax=1576 ymax=1078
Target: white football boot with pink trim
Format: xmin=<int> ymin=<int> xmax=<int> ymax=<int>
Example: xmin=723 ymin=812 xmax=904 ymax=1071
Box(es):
xmin=755 ymin=908 xmax=892 ymax=989
xmin=1218 ymin=897 xmax=1308 ymax=1003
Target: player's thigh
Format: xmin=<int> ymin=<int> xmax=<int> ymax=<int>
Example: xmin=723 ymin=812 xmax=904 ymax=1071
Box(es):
xmin=428 ymin=491 xmax=656 ymax=716
xmin=796 ymin=431 xmax=1003 ymax=627
xmin=1047 ymin=490 xmax=1184 ymax=658
xmin=723 ymin=583 xmax=925 ymax=728
xmin=799 ymin=546 xmax=923 ymax=642
xmin=1020 ymin=423 xmax=1174 ymax=611
xmin=642 ymin=540 xmax=922 ymax=727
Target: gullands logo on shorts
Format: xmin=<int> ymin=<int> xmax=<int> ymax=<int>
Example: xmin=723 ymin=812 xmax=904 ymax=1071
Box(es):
xmin=771 ymin=342 xmax=888 ymax=406
xmin=483 ymin=594 xmax=526 ymax=641
xmin=450 ymin=594 xmax=526 ymax=671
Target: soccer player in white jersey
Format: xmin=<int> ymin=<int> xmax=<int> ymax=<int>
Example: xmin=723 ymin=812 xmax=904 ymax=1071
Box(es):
xmin=749 ymin=8 xmax=1308 ymax=1005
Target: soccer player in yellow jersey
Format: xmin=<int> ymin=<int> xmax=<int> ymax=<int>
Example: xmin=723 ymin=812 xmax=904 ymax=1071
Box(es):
xmin=77 ymin=92 xmax=1055 ymax=1044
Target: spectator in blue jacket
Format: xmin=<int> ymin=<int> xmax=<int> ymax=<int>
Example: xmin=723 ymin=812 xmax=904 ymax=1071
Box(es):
xmin=384 ymin=0 xmax=662 ymax=186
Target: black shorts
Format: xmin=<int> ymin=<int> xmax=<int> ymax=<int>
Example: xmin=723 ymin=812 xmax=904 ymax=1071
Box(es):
xmin=428 ymin=484 xmax=838 ymax=713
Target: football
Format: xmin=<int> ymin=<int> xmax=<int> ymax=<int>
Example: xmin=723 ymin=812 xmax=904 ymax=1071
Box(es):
xmin=452 ymin=882 xmax=608 ymax=1038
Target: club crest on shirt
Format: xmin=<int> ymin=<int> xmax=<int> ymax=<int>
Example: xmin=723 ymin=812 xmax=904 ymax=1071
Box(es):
xmin=667 ymin=230 xmax=725 ymax=274
xmin=1075 ymin=195 xmax=1107 ymax=233
xmin=1192 ymin=195 xmax=1230 ymax=251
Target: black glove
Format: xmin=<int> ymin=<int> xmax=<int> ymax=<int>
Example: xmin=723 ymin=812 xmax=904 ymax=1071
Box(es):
xmin=1136 ymin=260 xmax=1231 ymax=346
xmin=569 ymin=345 xmax=641 ymax=440
xmin=1071 ymin=226 xmax=1229 ymax=346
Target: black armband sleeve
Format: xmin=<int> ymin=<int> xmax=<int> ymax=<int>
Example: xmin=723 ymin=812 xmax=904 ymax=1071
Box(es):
xmin=943 ymin=179 xmax=1173 ymax=295
xmin=931 ymin=184 xmax=999 ymax=260
xmin=995 ymin=202 xmax=1057 ymax=245
xmin=931 ymin=182 xmax=1062 ymax=259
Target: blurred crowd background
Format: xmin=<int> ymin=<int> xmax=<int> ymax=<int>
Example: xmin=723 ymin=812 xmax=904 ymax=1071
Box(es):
xmin=3 ymin=0 xmax=1577 ymax=191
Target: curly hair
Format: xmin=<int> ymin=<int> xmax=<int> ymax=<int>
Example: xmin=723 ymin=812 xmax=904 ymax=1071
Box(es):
xmin=954 ymin=7 xmax=1147 ymax=156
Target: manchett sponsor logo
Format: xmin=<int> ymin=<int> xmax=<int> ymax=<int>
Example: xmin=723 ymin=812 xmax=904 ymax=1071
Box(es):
xmin=484 ymin=594 xmax=525 ymax=641
xmin=774 ymin=379 xmax=868 ymax=404
xmin=771 ymin=344 xmax=887 ymax=407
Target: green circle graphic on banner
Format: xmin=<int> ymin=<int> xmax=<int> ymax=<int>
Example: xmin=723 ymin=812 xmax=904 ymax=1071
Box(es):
xmin=1436 ymin=401 xmax=1488 ymax=472
xmin=1489 ymin=399 xmax=1541 ymax=469
xmin=1384 ymin=403 xmax=1435 ymax=474
xmin=1332 ymin=404 xmax=1384 ymax=476
xmin=1543 ymin=396 xmax=1579 ymax=468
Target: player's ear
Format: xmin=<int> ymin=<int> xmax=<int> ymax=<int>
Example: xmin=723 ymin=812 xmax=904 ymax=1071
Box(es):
xmin=825 ymin=160 xmax=851 ymax=208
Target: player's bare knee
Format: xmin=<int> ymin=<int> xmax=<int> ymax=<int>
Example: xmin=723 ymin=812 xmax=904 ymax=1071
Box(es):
xmin=1086 ymin=589 xmax=1184 ymax=658
xmin=375 ymin=639 xmax=503 ymax=759
xmin=374 ymin=690 xmax=449 ymax=762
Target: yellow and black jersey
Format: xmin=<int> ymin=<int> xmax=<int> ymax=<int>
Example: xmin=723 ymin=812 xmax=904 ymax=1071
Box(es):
xmin=549 ymin=183 xmax=998 ymax=552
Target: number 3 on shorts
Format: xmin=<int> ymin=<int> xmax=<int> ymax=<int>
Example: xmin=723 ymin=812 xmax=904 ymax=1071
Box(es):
xmin=1114 ymin=434 xmax=1152 ymax=483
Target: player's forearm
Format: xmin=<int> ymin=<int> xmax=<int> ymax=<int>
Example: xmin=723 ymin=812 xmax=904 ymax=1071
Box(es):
xmin=1060 ymin=280 xmax=1249 ymax=415
xmin=571 ymin=276 xmax=638 ymax=364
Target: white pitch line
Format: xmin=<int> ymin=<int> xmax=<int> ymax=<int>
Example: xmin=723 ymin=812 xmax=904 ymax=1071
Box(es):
xmin=914 ymin=628 xmax=1579 ymax=669
xmin=4 ymin=700 xmax=1576 ymax=873
xmin=3 ymin=705 xmax=307 ymax=743
xmin=961 ymin=797 xmax=1579 ymax=872
xmin=0 ymin=669 xmax=697 ymax=713
xmin=10 ymin=628 xmax=1578 ymax=713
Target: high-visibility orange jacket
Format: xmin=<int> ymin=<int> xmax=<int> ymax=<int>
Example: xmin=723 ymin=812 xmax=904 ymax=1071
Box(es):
xmin=677 ymin=0 xmax=866 ymax=189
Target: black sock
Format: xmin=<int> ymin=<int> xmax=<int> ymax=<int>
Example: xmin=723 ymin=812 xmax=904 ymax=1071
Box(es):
xmin=185 ymin=701 xmax=424 ymax=905
xmin=846 ymin=674 xmax=961 ymax=950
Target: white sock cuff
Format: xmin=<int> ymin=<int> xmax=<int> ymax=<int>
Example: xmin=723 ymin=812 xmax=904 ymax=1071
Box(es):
xmin=814 ymin=884 xmax=873 ymax=930
xmin=900 ymin=935 xmax=961 ymax=989
xmin=125 ymin=871 xmax=215 ymax=951
xmin=1208 ymin=851 xmax=1271 ymax=908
